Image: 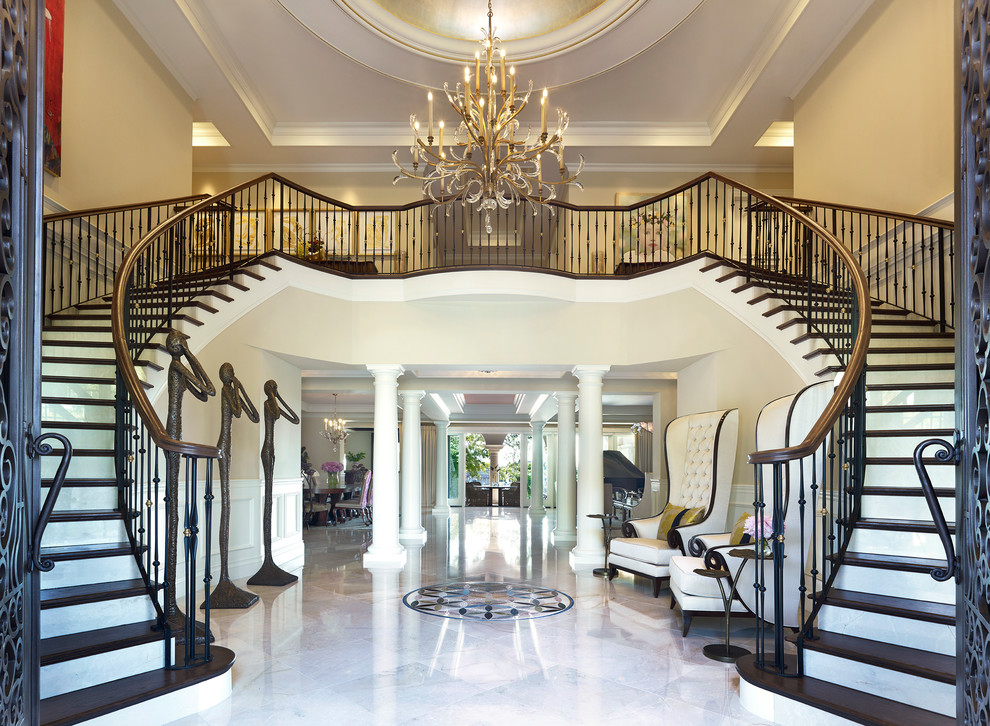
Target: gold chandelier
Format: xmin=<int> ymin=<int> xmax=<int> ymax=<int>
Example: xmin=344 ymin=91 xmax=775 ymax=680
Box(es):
xmin=321 ymin=393 xmax=349 ymax=452
xmin=392 ymin=0 xmax=583 ymax=233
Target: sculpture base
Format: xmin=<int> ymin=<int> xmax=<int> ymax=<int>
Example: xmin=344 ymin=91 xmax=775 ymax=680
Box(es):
xmin=203 ymin=577 xmax=259 ymax=609
xmin=247 ymin=557 xmax=298 ymax=587
xmin=703 ymin=643 xmax=750 ymax=663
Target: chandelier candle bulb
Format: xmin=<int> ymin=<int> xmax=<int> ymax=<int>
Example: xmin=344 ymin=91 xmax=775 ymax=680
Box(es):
xmin=500 ymin=49 xmax=506 ymax=92
xmin=438 ymin=120 xmax=444 ymax=155
xmin=475 ymin=52 xmax=481 ymax=95
xmin=428 ymin=91 xmax=433 ymax=138
xmin=541 ymin=89 xmax=548 ymax=136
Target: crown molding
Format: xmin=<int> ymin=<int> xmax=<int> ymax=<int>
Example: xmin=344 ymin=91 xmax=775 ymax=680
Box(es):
xmin=112 ymin=0 xmax=198 ymax=101
xmin=708 ymin=0 xmax=809 ymax=143
xmin=175 ymin=0 xmax=276 ymax=141
xmin=193 ymin=161 xmax=793 ymax=175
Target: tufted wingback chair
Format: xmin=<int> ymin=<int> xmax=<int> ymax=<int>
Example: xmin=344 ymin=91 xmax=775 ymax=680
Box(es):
xmin=607 ymin=409 xmax=738 ymax=597
xmin=668 ymin=381 xmax=831 ymax=634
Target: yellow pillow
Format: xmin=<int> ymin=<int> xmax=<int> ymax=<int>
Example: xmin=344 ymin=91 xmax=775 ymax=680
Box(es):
xmin=658 ymin=503 xmax=705 ymax=540
xmin=730 ymin=513 xmax=754 ymax=545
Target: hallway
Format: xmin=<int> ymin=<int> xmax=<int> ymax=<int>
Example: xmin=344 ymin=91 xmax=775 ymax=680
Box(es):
xmin=170 ymin=509 xmax=769 ymax=725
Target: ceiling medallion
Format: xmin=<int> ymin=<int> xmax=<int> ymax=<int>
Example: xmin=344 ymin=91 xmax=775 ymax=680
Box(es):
xmin=392 ymin=0 xmax=583 ymax=233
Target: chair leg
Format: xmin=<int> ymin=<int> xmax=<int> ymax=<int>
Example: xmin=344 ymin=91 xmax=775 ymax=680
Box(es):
xmin=681 ymin=613 xmax=692 ymax=637
xmin=669 ymin=595 xmax=676 ymax=609
xmin=652 ymin=578 xmax=662 ymax=598
xmin=606 ymin=566 xmax=618 ymax=580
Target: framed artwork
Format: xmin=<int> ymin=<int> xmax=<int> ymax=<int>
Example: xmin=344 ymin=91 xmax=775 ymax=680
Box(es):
xmin=311 ymin=209 xmax=354 ymax=256
xmin=358 ymin=212 xmax=394 ymax=255
xmin=191 ymin=208 xmax=230 ymax=257
xmin=615 ymin=191 xmax=691 ymax=261
xmin=233 ymin=211 xmax=263 ymax=256
xmin=44 ymin=0 xmax=65 ymax=176
xmin=272 ymin=209 xmax=310 ymax=255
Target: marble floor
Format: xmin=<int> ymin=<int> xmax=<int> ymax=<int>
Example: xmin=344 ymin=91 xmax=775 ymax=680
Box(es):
xmin=169 ymin=508 xmax=771 ymax=725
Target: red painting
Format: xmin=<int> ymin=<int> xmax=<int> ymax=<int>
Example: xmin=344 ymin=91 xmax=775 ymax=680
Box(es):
xmin=44 ymin=0 xmax=65 ymax=177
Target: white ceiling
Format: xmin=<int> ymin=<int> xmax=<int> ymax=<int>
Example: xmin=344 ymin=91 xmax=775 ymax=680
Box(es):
xmin=113 ymin=0 xmax=872 ymax=428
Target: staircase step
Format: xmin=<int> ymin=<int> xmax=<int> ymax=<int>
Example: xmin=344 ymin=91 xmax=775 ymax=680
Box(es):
xmin=42 ymin=397 xmax=115 ymax=407
xmin=42 ymin=478 xmax=116 ymax=488
xmin=78 ymin=299 xmax=218 ymax=315
xmin=39 ymin=542 xmax=139 ymax=562
xmin=40 ymin=619 xmax=162 ymax=666
xmin=39 ymin=646 xmax=235 ymax=726
xmin=41 ymin=579 xmax=151 ymax=610
xmin=48 ymin=509 xmax=126 ymax=522
xmin=856 ymin=517 xmax=955 ymax=535
xmin=861 ymin=485 xmax=954 ymax=498
xmin=834 ymin=551 xmax=950 ymax=574
xmin=825 ymin=588 xmax=954 ymax=626
xmin=797 ymin=630 xmax=954 ymax=685
xmin=737 ymin=654 xmax=954 ymax=726
xmin=41 ymin=356 xmax=162 ymax=372
xmin=42 ymin=374 xmax=151 ymax=391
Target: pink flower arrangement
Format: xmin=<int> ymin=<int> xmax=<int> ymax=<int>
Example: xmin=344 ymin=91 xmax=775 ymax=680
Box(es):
xmin=743 ymin=513 xmax=781 ymax=540
xmin=321 ymin=461 xmax=344 ymax=474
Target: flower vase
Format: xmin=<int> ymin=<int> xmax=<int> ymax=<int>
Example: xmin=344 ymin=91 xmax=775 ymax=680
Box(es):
xmin=328 ymin=472 xmax=339 ymax=488
xmin=759 ymin=538 xmax=773 ymax=557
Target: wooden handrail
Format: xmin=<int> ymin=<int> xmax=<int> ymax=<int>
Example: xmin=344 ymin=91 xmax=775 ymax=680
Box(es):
xmin=777 ymin=194 xmax=954 ymax=229
xmin=43 ymin=193 xmax=210 ymax=222
xmin=109 ymin=171 xmax=870 ymax=464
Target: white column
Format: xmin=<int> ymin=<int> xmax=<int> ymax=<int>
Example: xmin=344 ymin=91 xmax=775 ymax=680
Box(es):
xmin=457 ymin=433 xmax=466 ymax=507
xmin=529 ymin=420 xmax=546 ymax=515
xmin=364 ymin=365 xmax=406 ymax=568
xmin=432 ymin=420 xmax=450 ymax=515
xmin=399 ymin=390 xmax=427 ymax=544
xmin=570 ymin=365 xmax=610 ymax=569
xmin=552 ymin=392 xmax=577 ymax=544
xmin=546 ymin=432 xmax=558 ymax=509
xmin=652 ymin=392 xmax=665 ymax=508
xmin=519 ymin=432 xmax=529 ymax=508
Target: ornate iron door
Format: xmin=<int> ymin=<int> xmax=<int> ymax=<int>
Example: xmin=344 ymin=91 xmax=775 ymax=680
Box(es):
xmin=1 ymin=0 xmax=44 ymax=723
xmin=959 ymin=2 xmax=990 ymax=724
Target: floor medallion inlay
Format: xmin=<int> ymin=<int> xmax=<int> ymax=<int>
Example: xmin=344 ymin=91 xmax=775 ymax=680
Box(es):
xmin=403 ymin=580 xmax=573 ymax=621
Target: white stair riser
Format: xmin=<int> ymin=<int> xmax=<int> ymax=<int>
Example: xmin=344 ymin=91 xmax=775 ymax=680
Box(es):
xmin=42 ymin=402 xmax=116 ymax=424
xmin=51 ymin=486 xmax=117 ymax=511
xmin=861 ymin=494 xmax=953 ymax=522
xmin=46 ymin=316 xmax=111 ymax=328
xmin=866 ymin=368 xmax=953 ymax=385
xmin=870 ymin=323 xmax=941 ymax=334
xmin=867 ymin=435 xmax=950 ymax=458
xmin=43 ymin=455 xmax=115 ymax=479
xmin=865 ymin=463 xmax=954 ymax=488
xmin=42 ymin=519 xmax=127 ymax=547
xmin=865 ymin=409 xmax=954 ymax=429
xmin=42 ymin=344 xmax=116 ymax=359
xmin=43 ymin=361 xmax=120 ymax=378
xmin=41 ymin=596 xmax=157 ymax=639
xmin=43 ymin=330 xmax=113 ymax=343
xmin=865 ymin=387 xmax=954 ymax=406
xmin=803 ymin=650 xmax=954 ymax=717
xmin=870 ymin=336 xmax=952 ymax=349
xmin=867 ymin=351 xmax=954 ymax=366
xmin=833 ymin=565 xmax=955 ymax=605
xmin=848 ymin=528 xmax=952 ymax=558
xmin=42 ymin=381 xmax=116 ymax=398
xmin=41 ymin=555 xmax=142 ymax=589
xmin=41 ymin=427 xmax=114 ymax=449
xmin=40 ymin=640 xmax=165 ymax=699
xmin=817 ymin=606 xmax=955 ymax=656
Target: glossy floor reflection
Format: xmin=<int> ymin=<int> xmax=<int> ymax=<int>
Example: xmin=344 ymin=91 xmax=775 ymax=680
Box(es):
xmin=170 ymin=508 xmax=771 ymax=725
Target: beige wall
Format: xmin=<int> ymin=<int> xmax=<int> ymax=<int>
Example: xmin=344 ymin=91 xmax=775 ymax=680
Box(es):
xmin=45 ymin=0 xmax=193 ymax=210
xmin=793 ymin=0 xmax=953 ymax=215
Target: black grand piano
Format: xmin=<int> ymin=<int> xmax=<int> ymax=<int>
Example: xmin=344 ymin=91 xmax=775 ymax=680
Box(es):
xmin=603 ymin=450 xmax=645 ymax=518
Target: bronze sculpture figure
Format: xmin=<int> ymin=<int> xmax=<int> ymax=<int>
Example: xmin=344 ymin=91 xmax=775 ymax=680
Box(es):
xmin=206 ymin=362 xmax=260 ymax=609
xmin=247 ymin=379 xmax=301 ymax=586
xmin=164 ymin=329 xmax=215 ymax=634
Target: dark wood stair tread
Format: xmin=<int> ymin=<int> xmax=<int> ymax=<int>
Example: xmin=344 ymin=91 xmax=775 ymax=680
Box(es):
xmin=856 ymin=517 xmax=955 ymax=534
xmin=41 ymin=420 xmax=115 ymax=430
xmin=42 ymin=448 xmax=114 ymax=457
xmin=865 ymin=403 xmax=954 ymax=413
xmin=862 ymin=485 xmax=954 ymax=497
xmin=42 ymin=478 xmax=116 ymax=488
xmin=40 ymin=646 xmax=235 ymax=726
xmin=48 ymin=509 xmax=125 ymax=522
xmin=39 ymin=542 xmax=137 ymax=561
xmin=42 ymin=397 xmax=115 ymax=406
xmin=866 ymin=428 xmax=954 ymax=437
xmin=866 ymin=455 xmax=955 ymax=465
xmin=792 ymin=630 xmax=955 ymax=684
xmin=41 ymin=620 xmax=164 ymax=666
xmin=829 ymin=551 xmax=951 ymax=574
xmin=866 ymin=381 xmax=954 ymax=391
xmin=736 ymin=654 xmax=953 ymax=726
xmin=41 ymin=356 xmax=163 ymax=372
xmin=825 ymin=588 xmax=955 ymax=625
xmin=41 ymin=579 xmax=152 ymax=609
